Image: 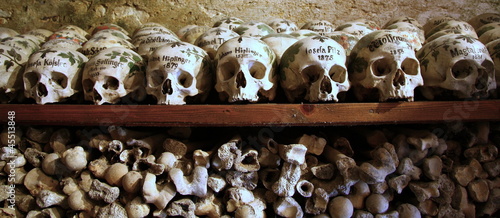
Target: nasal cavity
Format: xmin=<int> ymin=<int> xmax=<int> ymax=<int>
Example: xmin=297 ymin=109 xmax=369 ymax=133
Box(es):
xmin=321 ymin=75 xmax=332 ymax=93
xmin=162 ymin=79 xmax=173 ymax=95
xmin=37 ymin=83 xmax=48 ymax=97
xmin=393 ymin=69 xmax=405 ymax=87
xmin=236 ymin=70 xmax=247 ymax=88
xmin=93 ymin=89 xmax=102 ymax=102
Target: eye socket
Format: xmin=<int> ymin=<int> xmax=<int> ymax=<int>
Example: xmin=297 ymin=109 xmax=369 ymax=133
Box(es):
xmin=401 ymin=58 xmax=419 ymax=76
xmin=148 ymin=70 xmax=165 ymax=87
xmin=249 ymin=61 xmax=266 ymax=79
xmin=24 ymin=71 xmax=40 ymax=90
xmin=102 ymin=76 xmax=120 ymax=90
xmin=301 ymin=65 xmax=322 ymax=83
xmin=178 ymin=71 xmax=193 ymax=88
xmin=51 ymin=71 xmax=68 ymax=88
xmin=218 ymin=61 xmax=237 ymax=81
xmin=82 ymin=79 xmax=94 ymax=93
xmin=451 ymin=60 xmax=476 ymax=79
xmin=371 ymin=58 xmax=392 ymax=76
xmin=329 ymin=65 xmax=347 ymax=83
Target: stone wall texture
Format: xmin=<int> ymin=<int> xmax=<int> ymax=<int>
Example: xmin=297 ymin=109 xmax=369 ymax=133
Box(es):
xmin=0 ymin=0 xmax=498 ymax=34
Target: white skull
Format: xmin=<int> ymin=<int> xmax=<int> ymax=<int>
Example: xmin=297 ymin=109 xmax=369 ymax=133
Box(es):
xmin=92 ymin=29 xmax=132 ymax=41
xmin=261 ymin=33 xmax=299 ymax=64
xmin=301 ymin=20 xmax=335 ymax=35
xmin=213 ymin=17 xmax=244 ymax=31
xmin=1 ymin=35 xmax=41 ymax=60
xmin=146 ymin=42 xmax=212 ymax=105
xmin=384 ymin=22 xmax=425 ymax=50
xmin=42 ymin=39 xmax=83 ymax=51
xmin=91 ymin=23 xmax=129 ymax=36
xmin=335 ymin=21 xmax=376 ymax=38
xmin=49 ymin=29 xmax=88 ymax=45
xmin=180 ymin=26 xmax=210 ymax=44
xmin=215 ymin=36 xmax=277 ymax=102
xmin=324 ymin=31 xmax=360 ymax=57
xmin=0 ymin=44 xmax=29 ymax=102
xmin=383 ymin=16 xmax=423 ymax=30
xmin=233 ymin=22 xmax=275 ymax=38
xmin=176 ymin=25 xmax=198 ymax=39
xmin=0 ymin=27 xmax=19 ymax=40
xmin=23 ymin=48 xmax=88 ymax=104
xmin=348 ymin=30 xmax=423 ymax=101
xmin=486 ymin=39 xmax=500 ymax=95
xmin=280 ymin=35 xmax=350 ymax=102
xmin=194 ymin=27 xmax=239 ymax=59
xmin=417 ymin=34 xmax=496 ymax=99
xmin=290 ymin=29 xmax=320 ymax=40
xmin=82 ymin=47 xmax=146 ymax=104
xmin=267 ymin=18 xmax=299 ymax=34
xmin=24 ymin=29 xmax=53 ymax=42
xmin=425 ymin=29 xmax=470 ymax=43
xmin=133 ymin=25 xmax=178 ymax=40
xmin=477 ymin=22 xmax=500 ymax=44
xmin=134 ymin=33 xmax=181 ymax=60
xmin=82 ymin=34 xmax=134 ymax=57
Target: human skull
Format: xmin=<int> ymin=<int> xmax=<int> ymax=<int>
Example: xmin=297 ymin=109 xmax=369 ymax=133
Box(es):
xmin=92 ymin=29 xmax=132 ymax=41
xmin=42 ymin=39 xmax=83 ymax=51
xmin=280 ymin=35 xmax=350 ymax=102
xmin=325 ymin=31 xmax=360 ymax=57
xmin=290 ymin=30 xmax=320 ymax=40
xmin=348 ymin=30 xmax=423 ymax=102
xmin=468 ymin=13 xmax=500 ymax=30
xmin=82 ymin=47 xmax=146 ymax=104
xmin=180 ymin=26 xmax=210 ymax=44
xmin=213 ymin=17 xmax=244 ymax=31
xmin=383 ymin=16 xmax=423 ymax=30
xmin=194 ymin=27 xmax=239 ymax=59
xmin=384 ymin=22 xmax=425 ymax=50
xmin=477 ymin=22 xmax=500 ymax=44
xmin=261 ymin=33 xmax=298 ymax=64
xmin=267 ymin=18 xmax=299 ymax=34
xmin=215 ymin=36 xmax=277 ymax=102
xmin=82 ymin=34 xmax=134 ymax=57
xmin=335 ymin=21 xmax=376 ymax=38
xmin=146 ymin=42 xmax=212 ymax=105
xmin=233 ymin=22 xmax=275 ymax=38
xmin=92 ymin=23 xmax=129 ymax=36
xmin=134 ymin=33 xmax=181 ymax=60
xmin=417 ymin=34 xmax=496 ymax=99
xmin=24 ymin=29 xmax=53 ymax=43
xmin=301 ymin=20 xmax=335 ymax=35
xmin=133 ymin=25 xmax=178 ymax=41
xmin=23 ymin=48 xmax=88 ymax=104
xmin=426 ymin=20 xmax=478 ymax=40
xmin=1 ymin=35 xmax=41 ymax=60
xmin=0 ymin=44 xmax=29 ymax=103
xmin=0 ymin=27 xmax=18 ymax=40
xmin=486 ymin=39 xmax=500 ymax=95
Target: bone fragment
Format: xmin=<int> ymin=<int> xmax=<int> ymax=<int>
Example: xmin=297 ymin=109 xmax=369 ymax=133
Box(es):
xmin=169 ymin=166 xmax=208 ymax=197
xmin=328 ymin=196 xmax=354 ymax=218
xmin=88 ymin=179 xmax=120 ymax=204
xmin=296 ymin=134 xmax=327 ymax=155
xmin=274 ymin=197 xmax=303 ymax=218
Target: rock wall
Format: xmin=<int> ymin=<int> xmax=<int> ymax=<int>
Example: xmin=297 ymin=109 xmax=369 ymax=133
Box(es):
xmin=0 ymin=0 xmax=498 ymax=34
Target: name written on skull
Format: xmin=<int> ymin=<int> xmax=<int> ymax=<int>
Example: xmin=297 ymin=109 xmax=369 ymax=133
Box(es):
xmin=95 ymin=58 xmax=122 ymax=68
xmin=27 ymin=58 xmax=67 ymax=68
xmin=149 ymin=55 xmax=190 ymax=69
xmin=368 ymin=34 xmax=409 ymax=52
xmin=197 ymin=38 xmax=226 ymax=47
xmin=450 ymin=46 xmax=487 ymax=59
xmin=234 ymin=47 xmax=263 ymax=59
xmin=305 ymin=46 xmax=341 ymax=55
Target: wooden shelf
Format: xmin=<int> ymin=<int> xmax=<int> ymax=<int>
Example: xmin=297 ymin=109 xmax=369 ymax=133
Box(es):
xmin=0 ymin=100 xmax=499 ymax=127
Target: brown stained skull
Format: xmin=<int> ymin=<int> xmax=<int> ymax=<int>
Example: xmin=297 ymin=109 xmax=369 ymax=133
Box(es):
xmin=417 ymin=34 xmax=496 ymax=99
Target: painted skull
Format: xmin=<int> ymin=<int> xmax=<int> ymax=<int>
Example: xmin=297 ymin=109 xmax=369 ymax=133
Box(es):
xmin=280 ymin=35 xmax=350 ymax=102
xmin=146 ymin=42 xmax=212 ymax=105
xmin=82 ymin=47 xmax=146 ymax=104
xmin=194 ymin=27 xmax=239 ymax=59
xmin=215 ymin=36 xmax=277 ymax=102
xmin=233 ymin=22 xmax=276 ymax=38
xmin=486 ymin=39 xmax=500 ymax=96
xmin=417 ymin=34 xmax=496 ymax=99
xmin=267 ymin=18 xmax=299 ymax=34
xmin=301 ymin=20 xmax=335 ymax=35
xmin=23 ymin=48 xmax=88 ymax=104
xmin=0 ymin=44 xmax=30 ymax=103
xmin=348 ymin=30 xmax=423 ymax=101
xmin=261 ymin=33 xmax=299 ymax=64
xmin=213 ymin=17 xmax=245 ymax=31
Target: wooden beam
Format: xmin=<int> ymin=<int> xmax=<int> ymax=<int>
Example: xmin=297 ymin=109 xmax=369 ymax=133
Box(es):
xmin=0 ymin=100 xmax=498 ymax=127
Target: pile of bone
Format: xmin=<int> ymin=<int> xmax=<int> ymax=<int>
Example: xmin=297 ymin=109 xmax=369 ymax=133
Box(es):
xmin=0 ymin=13 xmax=499 ymax=104
xmin=0 ymin=122 xmax=499 ymax=217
